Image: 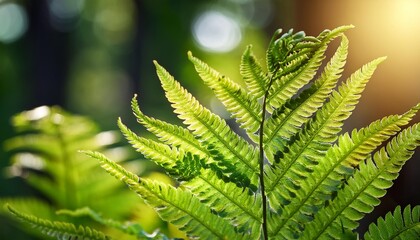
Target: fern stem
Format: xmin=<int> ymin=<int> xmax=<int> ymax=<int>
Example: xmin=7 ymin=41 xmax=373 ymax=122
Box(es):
xmin=259 ymin=70 xmax=278 ymax=240
xmin=54 ymin=122 xmax=77 ymax=209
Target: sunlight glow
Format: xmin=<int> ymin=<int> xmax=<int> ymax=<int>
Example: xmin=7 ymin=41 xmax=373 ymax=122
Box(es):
xmin=192 ymin=10 xmax=242 ymax=53
xmin=391 ymin=0 xmax=420 ymax=31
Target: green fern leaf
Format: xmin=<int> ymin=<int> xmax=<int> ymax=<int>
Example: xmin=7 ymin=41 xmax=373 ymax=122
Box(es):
xmin=188 ymin=52 xmax=262 ymax=137
xmin=302 ymin=123 xmax=420 ymax=239
xmin=131 ymin=95 xmax=210 ymax=162
xmin=6 ymin=204 xmax=110 ymax=240
xmin=184 ymin=168 xmax=262 ymax=238
xmin=240 ymin=45 xmax=270 ymax=98
xmin=3 ymin=106 xmax=139 ymax=215
xmin=263 ymin=34 xmax=349 ymax=161
xmin=265 ymin=56 xmax=386 ymax=211
xmin=57 ymin=207 xmax=169 ymax=240
xmin=119 ymin=118 xmax=261 ymax=233
xmin=83 ymin=151 xmax=242 ymax=239
xmin=118 ymin=118 xmax=181 ymax=170
xmin=364 ymin=205 xmax=420 ymax=240
xmin=266 ymin=25 xmax=353 ymax=111
xmin=154 ymin=60 xmax=259 ymax=179
xmin=270 ymin=103 xmax=420 ymax=237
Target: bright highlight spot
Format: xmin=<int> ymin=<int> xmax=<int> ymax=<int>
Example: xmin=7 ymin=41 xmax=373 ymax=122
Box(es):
xmin=95 ymin=131 xmax=119 ymax=146
xmin=25 ymin=106 xmax=50 ymax=121
xmin=0 ymin=3 xmax=28 ymax=43
xmin=192 ymin=11 xmax=242 ymax=53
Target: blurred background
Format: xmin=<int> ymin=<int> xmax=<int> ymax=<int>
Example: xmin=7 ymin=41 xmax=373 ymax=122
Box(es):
xmin=1 ymin=0 xmax=419 ymax=238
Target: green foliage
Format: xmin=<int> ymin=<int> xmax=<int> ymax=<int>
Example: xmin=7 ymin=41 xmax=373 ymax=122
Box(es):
xmin=4 ymin=26 xmax=420 ymax=239
xmin=7 ymin=204 xmax=110 ymax=240
xmin=1 ymin=106 xmax=148 ymax=238
xmin=364 ymin=205 xmax=420 ymax=240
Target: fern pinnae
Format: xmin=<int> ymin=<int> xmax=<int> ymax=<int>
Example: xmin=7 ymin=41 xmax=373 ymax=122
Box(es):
xmin=131 ymin=95 xmax=211 ymax=162
xmin=302 ymin=123 xmax=420 ymax=239
xmin=266 ymin=28 xmax=285 ymax=74
xmin=154 ymin=60 xmax=259 ymax=177
xmin=266 ymin=25 xmax=353 ymax=111
xmin=364 ymin=205 xmax=420 ymax=240
xmin=270 ymin=104 xmax=420 ymax=237
xmin=7 ymin=204 xmax=110 ymax=240
xmin=120 ymin=114 xmax=262 ymax=228
xmin=184 ymin=169 xmax=262 ymax=238
xmin=240 ymin=45 xmax=270 ymax=98
xmin=83 ymin=151 xmax=240 ymax=239
xmin=139 ymin=178 xmax=241 ymax=239
xmin=188 ymin=51 xmax=261 ymax=136
xmin=266 ymin=50 xmax=322 ymax=111
xmin=263 ymin=34 xmax=349 ymax=160
xmin=265 ymin=56 xmax=386 ymax=212
xmin=118 ymin=118 xmax=180 ymax=170
xmin=130 ymin=66 xmax=264 ymax=237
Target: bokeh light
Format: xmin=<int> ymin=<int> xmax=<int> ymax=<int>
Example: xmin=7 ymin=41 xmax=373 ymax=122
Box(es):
xmin=48 ymin=0 xmax=84 ymax=31
xmin=92 ymin=0 xmax=136 ymax=45
xmin=0 ymin=3 xmax=28 ymax=43
xmin=192 ymin=10 xmax=242 ymax=52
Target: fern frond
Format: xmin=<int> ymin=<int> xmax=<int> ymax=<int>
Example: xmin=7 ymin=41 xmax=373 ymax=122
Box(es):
xmin=83 ymin=151 xmax=242 ymax=239
xmin=119 ymin=117 xmax=261 ymax=232
xmin=266 ymin=45 xmax=325 ymax=111
xmin=131 ymin=95 xmax=211 ymax=162
xmin=4 ymin=106 xmax=139 ymax=217
xmin=265 ymin=57 xmax=386 ymax=211
xmin=266 ymin=25 xmax=353 ymax=111
xmin=184 ymin=168 xmax=262 ymax=238
xmin=364 ymin=205 xmax=420 ymax=240
xmin=263 ymin=34 xmax=349 ymax=161
xmin=139 ymin=178 xmax=243 ymax=239
xmin=57 ymin=207 xmax=168 ymax=239
xmin=302 ymin=123 xmax=420 ymax=239
xmin=240 ymin=45 xmax=270 ymax=98
xmin=82 ymin=151 xmax=140 ymax=187
xmin=118 ymin=118 xmax=180 ymax=170
xmin=7 ymin=204 xmax=110 ymax=240
xmin=154 ymin=60 xmax=259 ymax=179
xmin=188 ymin=52 xmax=261 ymax=137
xmin=270 ymin=103 xmax=420 ymax=237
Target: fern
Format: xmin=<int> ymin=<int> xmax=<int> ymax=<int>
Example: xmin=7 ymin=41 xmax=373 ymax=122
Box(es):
xmin=364 ymin=205 xmax=420 ymax=240
xmin=6 ymin=25 xmax=420 ymax=239
xmin=57 ymin=207 xmax=170 ymax=240
xmin=7 ymin=204 xmax=110 ymax=240
xmin=1 ymin=106 xmax=149 ymax=238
